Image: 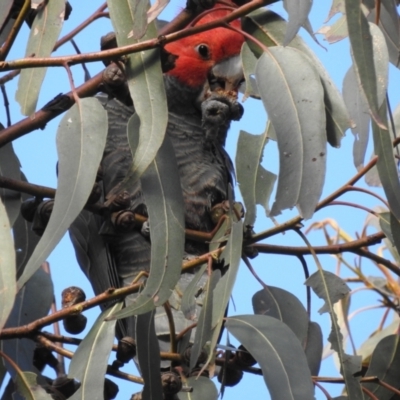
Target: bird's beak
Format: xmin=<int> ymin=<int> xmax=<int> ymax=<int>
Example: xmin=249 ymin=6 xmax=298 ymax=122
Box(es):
xmin=209 ymin=55 xmax=244 ymax=93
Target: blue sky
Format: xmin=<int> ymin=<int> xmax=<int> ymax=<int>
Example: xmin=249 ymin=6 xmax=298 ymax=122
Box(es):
xmin=2 ymin=0 xmax=400 ymax=399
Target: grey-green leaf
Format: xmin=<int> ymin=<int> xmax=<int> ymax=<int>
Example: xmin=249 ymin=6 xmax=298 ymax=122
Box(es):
xmin=236 ymin=130 xmax=276 ymax=226
xmin=305 ymin=270 xmax=350 ymax=314
xmin=343 ymin=65 xmax=370 ymax=170
xmin=252 ymin=287 xmax=309 ymax=346
xmin=372 ymin=101 xmax=400 ymax=221
xmin=304 ymin=322 xmax=323 ymax=376
xmin=211 ymin=219 xmax=243 ymax=328
xmin=255 ymin=47 xmax=326 ymax=219
xmin=306 ymin=271 xmax=363 ymax=398
xmin=190 ymin=269 xmax=220 ymax=370
xmin=15 ymin=0 xmax=64 ymax=115
xmin=136 ymin=311 xmax=163 ymax=400
xmin=68 ymin=302 xmax=123 ymax=400
xmin=0 ymin=0 xmax=12 ymax=33
xmin=345 ymin=0 xmax=385 ymax=127
xmin=18 ymin=98 xmax=108 ymax=289
xmin=283 ymin=0 xmax=312 ymax=45
xmin=181 ymin=264 xmax=207 ymax=320
xmin=15 ymin=372 xmax=53 ymax=400
xmin=317 ymin=14 xmax=348 ymax=44
xmin=226 ymin=315 xmax=314 ymax=400
xmin=0 ymin=133 xmax=22 ymax=227
xmin=177 ymin=376 xmax=218 ymax=400
xmin=363 ymin=335 xmax=400 ymax=399
xmin=243 ymin=9 xmax=350 ymax=147
xmin=108 ymin=0 xmax=168 ymax=189
xmin=2 ymin=268 xmax=53 ymax=380
xmin=0 ymin=199 xmax=16 ymax=331
xmin=240 ymin=43 xmax=260 ymax=100
xmin=110 ymin=136 xmax=185 ymax=318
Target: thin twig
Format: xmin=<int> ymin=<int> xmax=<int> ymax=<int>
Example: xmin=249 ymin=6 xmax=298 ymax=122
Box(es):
xmin=0 ymin=0 xmax=274 ymax=71
xmin=0 ymin=84 xmax=11 ymax=127
xmin=0 ymin=0 xmax=31 ymax=61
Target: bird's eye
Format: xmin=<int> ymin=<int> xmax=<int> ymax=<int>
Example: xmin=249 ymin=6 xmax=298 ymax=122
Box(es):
xmin=196 ymin=44 xmax=210 ymax=59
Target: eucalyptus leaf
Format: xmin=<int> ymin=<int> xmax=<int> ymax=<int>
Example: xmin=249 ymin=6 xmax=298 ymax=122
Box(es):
xmin=317 ymin=14 xmax=348 ymax=44
xmin=136 ymin=311 xmax=163 ymax=400
xmin=2 ymin=269 xmax=53 ymax=380
xmin=363 ymin=335 xmax=400 ymax=399
xmin=177 ymin=376 xmax=218 ymax=400
xmin=240 ymin=43 xmax=260 ymax=100
xmin=181 ymin=264 xmax=207 ymax=320
xmin=15 ymin=372 xmax=53 ymax=400
xmin=0 ymin=139 xmax=22 ymax=227
xmin=236 ymin=130 xmax=276 ymax=226
xmin=345 ymin=0 xmax=386 ymax=127
xmin=243 ymin=9 xmax=350 ymax=146
xmin=283 ymin=0 xmax=313 ymax=45
xmin=252 ymin=287 xmax=309 ymax=346
xmin=110 ymin=135 xmax=184 ymax=318
xmin=0 ymin=0 xmax=13 ymax=33
xmin=68 ymin=302 xmax=123 ymax=400
xmin=306 ymin=271 xmax=363 ymax=398
xmin=343 ymin=66 xmax=370 ymax=170
xmin=108 ymin=0 xmax=168 ymax=191
xmin=15 ymin=0 xmax=64 ymax=115
xmin=372 ymin=101 xmax=400 ymax=221
xmin=226 ymin=315 xmax=315 ymax=400
xmin=304 ymin=322 xmax=323 ymax=376
xmin=18 ymin=98 xmax=108 ymax=289
xmin=190 ymin=269 xmax=220 ymax=370
xmin=0 ymin=199 xmax=16 ymax=332
xmin=255 ymin=47 xmax=326 ymax=219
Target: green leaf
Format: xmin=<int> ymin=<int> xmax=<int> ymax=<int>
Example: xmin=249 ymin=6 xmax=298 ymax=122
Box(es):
xmin=68 ymin=302 xmax=123 ymax=400
xmin=255 ymin=47 xmax=326 ymax=219
xmin=304 ymin=322 xmax=323 ymax=376
xmin=18 ymin=98 xmax=108 ymax=289
xmin=345 ymin=0 xmax=386 ymax=127
xmin=15 ymin=0 xmax=64 ymax=115
xmin=211 ymin=219 xmax=243 ymax=328
xmin=190 ymin=270 xmax=220 ymax=370
xmin=306 ymin=271 xmax=363 ymax=399
xmin=108 ymin=0 xmax=168 ymax=190
xmin=0 ymin=198 xmax=16 ymax=332
xmin=240 ymin=43 xmax=260 ymax=100
xmin=226 ymin=315 xmax=315 ymax=400
xmin=343 ymin=66 xmax=371 ymax=170
xmin=372 ymin=101 xmax=400 ymax=221
xmin=0 ymin=0 xmax=13 ymax=33
xmin=317 ymin=14 xmax=348 ymax=44
xmin=177 ymin=376 xmax=218 ymax=400
xmin=15 ymin=371 xmax=53 ymax=400
xmin=181 ymin=264 xmax=207 ymax=320
xmin=252 ymin=287 xmax=309 ymax=345
xmin=0 ymin=136 xmax=22 ymax=227
xmin=358 ymin=319 xmax=399 ymax=363
xmin=283 ymin=0 xmax=312 ymax=45
xmin=110 ymin=135 xmax=185 ymax=317
xmin=235 ymin=130 xmax=276 ymax=226
xmin=136 ymin=311 xmax=163 ymax=400
xmin=363 ymin=335 xmax=400 ymax=399
xmin=243 ymin=9 xmax=350 ymax=147
xmin=2 ymin=268 xmax=53 ymax=380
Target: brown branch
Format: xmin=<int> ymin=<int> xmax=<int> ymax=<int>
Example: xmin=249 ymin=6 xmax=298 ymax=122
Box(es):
xmin=251 ymin=232 xmax=385 ymax=256
xmin=0 ymin=283 xmax=143 ymax=339
xmin=0 ymin=69 xmax=20 ymax=85
xmin=0 ymin=0 xmax=274 ymax=71
xmin=53 ymin=3 xmax=108 ymax=52
xmin=249 ymin=156 xmax=379 ymax=244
